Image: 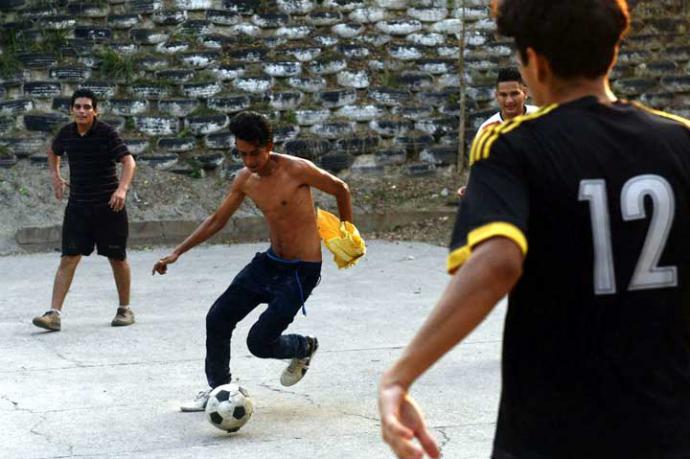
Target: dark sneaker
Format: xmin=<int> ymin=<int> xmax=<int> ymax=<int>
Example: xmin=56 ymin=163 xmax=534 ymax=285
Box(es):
xmin=32 ymin=310 xmax=61 ymax=332
xmin=111 ymin=307 xmax=135 ymax=327
xmin=180 ymin=388 xmax=212 ymax=412
xmin=281 ymin=336 xmax=318 ymax=387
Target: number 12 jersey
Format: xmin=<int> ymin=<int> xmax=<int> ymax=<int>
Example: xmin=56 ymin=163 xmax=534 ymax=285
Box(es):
xmin=449 ymin=96 xmax=690 ymax=458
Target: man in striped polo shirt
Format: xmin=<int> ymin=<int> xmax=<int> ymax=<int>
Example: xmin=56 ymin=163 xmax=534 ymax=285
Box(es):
xmin=32 ymin=89 xmax=137 ymax=332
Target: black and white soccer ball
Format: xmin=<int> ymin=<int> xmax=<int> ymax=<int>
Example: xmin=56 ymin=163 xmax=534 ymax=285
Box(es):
xmin=205 ymin=384 xmax=254 ymax=433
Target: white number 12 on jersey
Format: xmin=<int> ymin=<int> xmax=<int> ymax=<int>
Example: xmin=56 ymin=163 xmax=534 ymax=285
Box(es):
xmin=579 ymin=175 xmax=678 ymax=295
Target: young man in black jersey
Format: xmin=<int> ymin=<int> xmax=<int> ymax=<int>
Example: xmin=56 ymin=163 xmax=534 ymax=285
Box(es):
xmin=379 ymin=1 xmax=690 ymax=458
xmin=32 ymin=89 xmax=136 ymax=332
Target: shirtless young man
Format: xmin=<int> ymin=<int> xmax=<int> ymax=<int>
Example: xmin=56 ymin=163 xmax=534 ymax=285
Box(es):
xmin=152 ymin=111 xmax=353 ymax=411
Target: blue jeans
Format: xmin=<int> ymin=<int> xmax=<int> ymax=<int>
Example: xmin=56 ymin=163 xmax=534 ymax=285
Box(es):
xmin=205 ymin=248 xmax=322 ymax=388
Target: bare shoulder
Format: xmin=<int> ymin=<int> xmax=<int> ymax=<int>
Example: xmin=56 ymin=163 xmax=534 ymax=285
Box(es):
xmin=229 ymin=166 xmax=251 ymax=192
xmin=274 ymin=152 xmax=313 ymax=167
xmin=275 ymin=152 xmax=347 ymax=194
xmin=274 ymin=153 xmax=318 ymax=175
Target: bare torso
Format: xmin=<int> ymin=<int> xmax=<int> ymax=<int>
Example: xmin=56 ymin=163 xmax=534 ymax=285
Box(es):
xmin=238 ymin=154 xmax=322 ymax=261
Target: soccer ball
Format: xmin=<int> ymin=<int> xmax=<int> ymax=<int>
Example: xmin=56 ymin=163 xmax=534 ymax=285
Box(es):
xmin=204 ymin=384 xmax=254 ymax=433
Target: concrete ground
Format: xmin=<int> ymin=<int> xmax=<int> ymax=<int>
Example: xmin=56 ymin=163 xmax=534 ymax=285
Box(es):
xmin=1 ymin=241 xmax=506 ymax=459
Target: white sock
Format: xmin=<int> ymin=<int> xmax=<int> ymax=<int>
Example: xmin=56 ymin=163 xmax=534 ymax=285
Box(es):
xmin=49 ymin=309 xmax=61 ymax=315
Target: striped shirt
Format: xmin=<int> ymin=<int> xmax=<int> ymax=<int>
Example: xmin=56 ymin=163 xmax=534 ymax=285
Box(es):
xmin=51 ymin=119 xmax=131 ymax=206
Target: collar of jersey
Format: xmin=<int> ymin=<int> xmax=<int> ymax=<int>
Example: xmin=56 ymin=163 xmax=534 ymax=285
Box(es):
xmin=499 ymin=105 xmax=529 ymax=122
xmin=72 ymin=118 xmax=99 ymax=137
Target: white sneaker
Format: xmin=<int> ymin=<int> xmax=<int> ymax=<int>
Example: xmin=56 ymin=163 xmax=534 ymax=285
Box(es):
xmin=180 ymin=388 xmax=212 ymax=412
xmin=281 ymin=336 xmax=318 ymax=387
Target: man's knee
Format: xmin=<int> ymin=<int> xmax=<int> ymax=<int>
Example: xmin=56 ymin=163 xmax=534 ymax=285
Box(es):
xmin=108 ymin=257 xmax=128 ymax=267
xmin=205 ymin=306 xmax=237 ymax=338
xmin=246 ymin=332 xmax=273 ymax=358
xmin=59 ymin=255 xmax=81 ymax=269
xmin=206 ymin=307 xmax=223 ymax=330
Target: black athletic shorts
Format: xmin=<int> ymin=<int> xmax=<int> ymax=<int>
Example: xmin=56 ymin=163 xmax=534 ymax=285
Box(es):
xmin=61 ymin=203 xmax=128 ymax=260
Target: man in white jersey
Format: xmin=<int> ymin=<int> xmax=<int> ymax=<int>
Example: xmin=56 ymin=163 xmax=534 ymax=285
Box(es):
xmin=459 ymin=68 xmax=538 ymax=196
xmin=477 ymin=67 xmax=538 ymax=134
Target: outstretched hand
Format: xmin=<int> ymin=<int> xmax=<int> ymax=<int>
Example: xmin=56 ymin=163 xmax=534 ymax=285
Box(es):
xmin=152 ymin=253 xmax=179 ymax=275
xmin=379 ymin=382 xmax=440 ymax=459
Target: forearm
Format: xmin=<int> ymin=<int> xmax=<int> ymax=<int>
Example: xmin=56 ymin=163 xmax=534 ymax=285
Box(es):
xmin=173 ymin=216 xmax=223 ymax=257
xmin=118 ymin=157 xmax=135 ymax=191
xmin=48 ymin=152 xmax=61 ymax=179
xmin=383 ymin=240 xmax=522 ymax=390
xmin=336 ymin=185 xmax=353 ymax=223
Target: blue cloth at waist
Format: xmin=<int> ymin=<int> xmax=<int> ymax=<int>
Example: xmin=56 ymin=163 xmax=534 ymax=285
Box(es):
xmin=265 ymin=247 xmax=318 ymax=315
xmin=266 ymin=247 xmax=301 ymax=264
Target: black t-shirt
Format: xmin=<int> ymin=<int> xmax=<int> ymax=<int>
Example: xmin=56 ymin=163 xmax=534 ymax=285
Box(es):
xmin=51 ymin=119 xmax=131 ymax=206
xmin=449 ymin=96 xmax=690 ymax=457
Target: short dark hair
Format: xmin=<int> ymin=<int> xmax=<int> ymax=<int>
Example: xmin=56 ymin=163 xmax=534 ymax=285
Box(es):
xmin=70 ymin=88 xmax=98 ymax=110
xmin=228 ymin=111 xmax=272 ymax=147
xmin=492 ymin=0 xmax=630 ymax=79
xmin=497 ymin=67 xmax=524 ymax=86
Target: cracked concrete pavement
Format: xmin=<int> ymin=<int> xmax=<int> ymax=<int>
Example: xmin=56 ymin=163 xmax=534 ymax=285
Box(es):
xmin=1 ymin=241 xmax=506 ymax=458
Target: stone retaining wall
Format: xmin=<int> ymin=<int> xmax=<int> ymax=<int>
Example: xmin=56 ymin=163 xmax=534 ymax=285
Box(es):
xmin=0 ymin=0 xmax=689 ymax=178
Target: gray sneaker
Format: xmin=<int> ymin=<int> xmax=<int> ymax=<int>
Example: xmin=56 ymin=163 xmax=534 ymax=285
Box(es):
xmin=111 ymin=307 xmax=135 ymax=327
xmin=180 ymin=388 xmax=212 ymax=412
xmin=32 ymin=310 xmax=61 ymax=332
xmin=281 ymin=336 xmax=318 ymax=387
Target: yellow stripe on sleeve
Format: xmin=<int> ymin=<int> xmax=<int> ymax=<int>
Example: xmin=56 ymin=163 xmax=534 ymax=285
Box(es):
xmin=446 ymin=222 xmax=528 ymax=274
xmin=469 ymin=124 xmax=498 ymax=165
xmin=446 ymin=245 xmax=472 ymax=275
xmin=632 ymin=102 xmax=690 ymax=129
